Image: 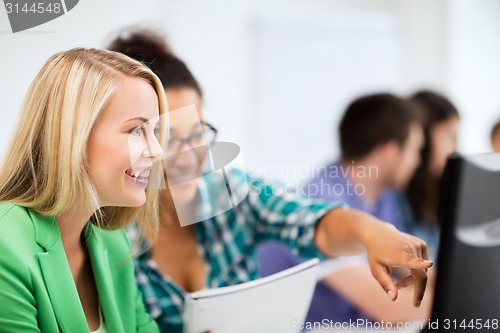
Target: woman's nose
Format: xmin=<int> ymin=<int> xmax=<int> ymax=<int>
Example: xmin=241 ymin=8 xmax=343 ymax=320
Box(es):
xmin=144 ymin=134 xmax=164 ymax=161
xmin=172 ymin=148 xmax=198 ymax=169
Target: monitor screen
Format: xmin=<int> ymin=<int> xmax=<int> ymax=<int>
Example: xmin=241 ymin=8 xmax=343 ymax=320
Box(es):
xmin=430 ymin=152 xmax=500 ymax=326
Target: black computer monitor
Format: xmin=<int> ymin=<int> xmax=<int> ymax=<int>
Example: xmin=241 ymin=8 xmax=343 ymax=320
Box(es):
xmin=429 ymin=152 xmax=500 ymax=326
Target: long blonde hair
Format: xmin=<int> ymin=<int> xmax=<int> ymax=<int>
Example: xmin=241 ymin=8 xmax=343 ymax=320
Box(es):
xmin=0 ymin=48 xmax=168 ymax=239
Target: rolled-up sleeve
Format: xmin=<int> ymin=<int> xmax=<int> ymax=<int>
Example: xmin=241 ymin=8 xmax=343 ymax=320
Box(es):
xmin=247 ymin=176 xmax=343 ymax=258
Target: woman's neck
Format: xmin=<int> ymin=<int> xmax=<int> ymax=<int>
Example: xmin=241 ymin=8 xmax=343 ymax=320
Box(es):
xmin=57 ymin=208 xmax=94 ymax=254
xmin=160 ymin=192 xmax=199 ymax=226
xmin=157 ymin=197 xmax=197 ymax=240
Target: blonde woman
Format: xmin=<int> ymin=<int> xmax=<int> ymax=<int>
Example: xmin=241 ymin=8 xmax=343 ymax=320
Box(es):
xmin=0 ymin=48 xmax=167 ymax=332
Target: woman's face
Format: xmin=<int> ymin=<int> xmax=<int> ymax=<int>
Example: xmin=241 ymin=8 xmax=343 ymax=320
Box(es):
xmin=163 ymin=88 xmax=204 ymax=204
xmin=429 ymin=116 xmax=459 ymax=177
xmin=87 ymin=76 xmax=163 ymax=208
xmin=390 ymin=123 xmax=424 ymax=189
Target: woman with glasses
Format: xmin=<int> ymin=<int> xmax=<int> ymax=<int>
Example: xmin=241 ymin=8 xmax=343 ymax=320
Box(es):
xmin=108 ymin=28 xmax=433 ymax=333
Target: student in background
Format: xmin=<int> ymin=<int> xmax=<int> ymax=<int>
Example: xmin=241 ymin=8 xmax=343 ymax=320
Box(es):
xmin=108 ymin=28 xmax=433 ymax=333
xmin=404 ymin=90 xmax=460 ymax=259
xmin=304 ymin=93 xmax=423 ymax=229
xmin=0 ymin=48 xmax=165 ymax=332
xmin=490 ymin=120 xmax=500 ymax=152
xmin=260 ymin=93 xmax=431 ymax=324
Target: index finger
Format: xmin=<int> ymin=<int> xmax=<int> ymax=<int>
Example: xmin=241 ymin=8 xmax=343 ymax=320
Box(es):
xmin=411 ymin=268 xmax=428 ymax=307
xmin=397 ymin=255 xmax=433 ymax=270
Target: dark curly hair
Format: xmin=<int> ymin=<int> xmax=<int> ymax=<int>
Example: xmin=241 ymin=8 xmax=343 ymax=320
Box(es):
xmin=107 ymin=27 xmax=203 ymax=98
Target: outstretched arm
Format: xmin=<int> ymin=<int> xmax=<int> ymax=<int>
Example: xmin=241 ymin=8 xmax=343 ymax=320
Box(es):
xmin=314 ymin=208 xmax=433 ymax=307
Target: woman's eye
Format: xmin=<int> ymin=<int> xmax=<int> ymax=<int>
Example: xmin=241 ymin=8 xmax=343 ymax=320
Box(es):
xmin=130 ymin=127 xmax=144 ymax=137
xmin=154 ymin=126 xmax=161 ymax=137
xmin=168 ymin=138 xmax=179 ymax=146
xmin=191 ymin=133 xmax=204 ymax=142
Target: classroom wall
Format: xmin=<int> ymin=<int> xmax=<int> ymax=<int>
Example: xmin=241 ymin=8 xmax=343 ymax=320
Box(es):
xmin=445 ymin=0 xmax=500 ymax=154
xmin=0 ymin=0 xmax=498 ymax=185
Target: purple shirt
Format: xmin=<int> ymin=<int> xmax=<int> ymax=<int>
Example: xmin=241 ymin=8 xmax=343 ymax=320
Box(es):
xmin=258 ymin=160 xmax=406 ymax=325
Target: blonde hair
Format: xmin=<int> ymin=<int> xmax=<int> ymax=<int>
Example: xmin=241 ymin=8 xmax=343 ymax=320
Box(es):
xmin=0 ymin=48 xmax=168 ymax=239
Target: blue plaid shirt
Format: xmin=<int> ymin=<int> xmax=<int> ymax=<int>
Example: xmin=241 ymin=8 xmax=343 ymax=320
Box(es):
xmin=130 ymin=169 xmax=340 ymax=333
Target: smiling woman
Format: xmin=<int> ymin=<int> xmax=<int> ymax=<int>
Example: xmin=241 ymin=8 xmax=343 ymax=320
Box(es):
xmin=87 ymin=77 xmax=164 ymax=208
xmin=0 ymin=48 xmax=167 ymax=332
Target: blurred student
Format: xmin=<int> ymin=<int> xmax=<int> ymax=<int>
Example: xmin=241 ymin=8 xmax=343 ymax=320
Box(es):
xmin=260 ymin=93 xmax=431 ymax=324
xmin=108 ymin=28 xmax=432 ymax=333
xmin=491 ymin=120 xmax=500 ymax=152
xmin=305 ymin=93 xmax=423 ymax=227
xmin=0 ymin=48 xmax=165 ymax=332
xmin=404 ymin=90 xmax=460 ymax=259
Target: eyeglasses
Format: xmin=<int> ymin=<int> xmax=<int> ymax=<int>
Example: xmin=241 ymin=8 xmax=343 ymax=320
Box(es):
xmin=165 ymin=121 xmax=218 ymax=157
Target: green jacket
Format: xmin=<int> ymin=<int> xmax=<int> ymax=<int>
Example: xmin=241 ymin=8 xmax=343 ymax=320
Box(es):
xmin=0 ymin=203 xmax=159 ymax=333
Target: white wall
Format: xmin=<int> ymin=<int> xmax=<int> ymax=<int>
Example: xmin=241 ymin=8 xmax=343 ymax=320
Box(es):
xmin=0 ymin=0 xmax=498 ymax=185
xmin=445 ymin=0 xmax=500 ymax=154
xmin=0 ymin=0 xmax=163 ymax=158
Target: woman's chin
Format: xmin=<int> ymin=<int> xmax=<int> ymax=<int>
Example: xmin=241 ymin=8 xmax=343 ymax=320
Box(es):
xmin=168 ymin=182 xmax=198 ymax=203
xmin=125 ymin=196 xmax=147 ymax=208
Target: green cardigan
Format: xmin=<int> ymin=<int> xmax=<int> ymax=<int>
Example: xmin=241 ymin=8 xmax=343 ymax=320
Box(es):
xmin=0 ymin=203 xmax=159 ymax=333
